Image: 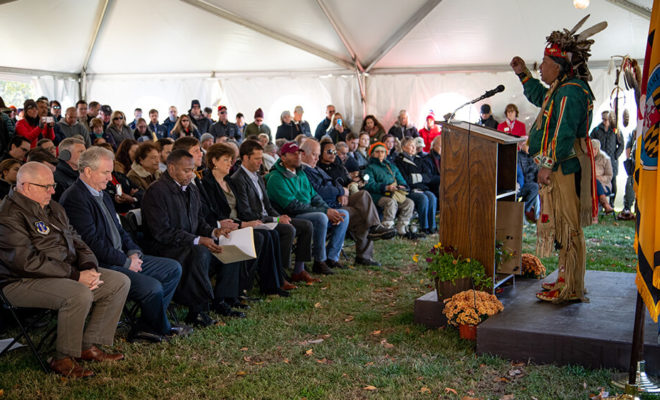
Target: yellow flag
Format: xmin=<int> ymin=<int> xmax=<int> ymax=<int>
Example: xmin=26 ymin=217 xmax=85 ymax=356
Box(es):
xmin=635 ymin=0 xmax=660 ymax=321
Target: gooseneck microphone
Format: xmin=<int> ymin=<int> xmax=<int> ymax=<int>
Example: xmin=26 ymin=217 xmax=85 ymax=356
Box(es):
xmin=444 ymin=85 xmax=506 ymax=122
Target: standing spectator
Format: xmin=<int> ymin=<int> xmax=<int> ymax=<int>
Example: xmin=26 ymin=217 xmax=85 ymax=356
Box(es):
xmin=162 ymin=106 xmax=178 ymax=136
xmin=293 ymin=105 xmax=311 ymax=137
xmin=129 ymin=108 xmax=142 ymax=130
xmin=236 ymin=112 xmax=246 ymax=138
xmin=87 ymin=101 xmax=100 ymax=122
xmin=497 ymin=104 xmax=527 ymax=137
xmin=203 ymin=107 xmax=215 ymax=123
xmin=314 ymin=104 xmax=335 ymax=140
xmin=53 ymin=137 xmax=86 ymax=201
xmin=418 ymin=112 xmax=440 ymax=153
xmin=592 ymin=139 xmax=614 ymax=215
xmin=0 ymin=158 xmax=21 ymax=199
xmin=188 ymin=100 xmax=211 ymax=134
xmin=478 ymin=104 xmax=499 ymax=129
xmin=76 ymin=100 xmax=90 ymax=132
xmin=590 ymin=111 xmax=624 ymax=205
xmin=209 ymin=105 xmax=240 ymax=141
xmin=147 ymin=109 xmax=168 ymax=139
xmin=327 ymin=112 xmax=350 ymax=143
xmin=170 ymin=114 xmax=200 ymax=139
xmin=361 ymin=115 xmax=386 ymax=144
xmin=106 ymin=110 xmax=134 ymax=146
xmin=388 ymin=110 xmax=418 ymax=140
xmin=56 ymin=107 xmax=92 ymax=146
xmin=15 ymin=99 xmax=55 ymax=148
xmin=50 ymin=100 xmax=62 ymax=123
xmin=244 ymin=108 xmax=271 ymax=141
xmin=275 ymin=110 xmax=296 ymax=141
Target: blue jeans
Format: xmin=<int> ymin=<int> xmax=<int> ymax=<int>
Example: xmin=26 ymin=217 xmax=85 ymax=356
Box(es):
xmin=408 ymin=190 xmax=437 ymax=230
xmin=108 ymin=255 xmax=182 ymax=335
xmin=296 ymin=210 xmax=349 ymax=262
xmin=596 ymin=180 xmax=611 ymax=196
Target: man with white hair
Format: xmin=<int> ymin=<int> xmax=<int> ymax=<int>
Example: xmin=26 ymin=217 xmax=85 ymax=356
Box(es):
xmin=387 ymin=110 xmax=418 ymax=140
xmin=53 ymin=137 xmax=86 ymax=201
xmin=60 ymin=147 xmax=188 ymax=342
xmin=0 ymin=162 xmax=130 ymax=378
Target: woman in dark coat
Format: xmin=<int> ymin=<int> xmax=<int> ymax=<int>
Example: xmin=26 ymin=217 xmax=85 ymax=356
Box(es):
xmin=394 ymin=137 xmax=438 ymax=234
xmin=317 ymin=140 xmax=351 ymax=187
xmin=199 ymin=143 xmax=294 ymax=298
xmin=275 ymin=110 xmax=297 ymax=141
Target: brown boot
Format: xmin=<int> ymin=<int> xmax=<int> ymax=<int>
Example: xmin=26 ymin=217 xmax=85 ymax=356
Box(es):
xmin=599 ymin=194 xmax=614 ymax=214
xmin=50 ymin=357 xmax=95 ymax=378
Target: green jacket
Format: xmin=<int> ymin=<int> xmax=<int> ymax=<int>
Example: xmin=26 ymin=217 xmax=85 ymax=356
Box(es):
xmin=363 ymin=157 xmax=410 ymax=203
xmin=264 ymin=159 xmax=329 ymax=216
xmin=521 ymin=74 xmax=593 ymax=174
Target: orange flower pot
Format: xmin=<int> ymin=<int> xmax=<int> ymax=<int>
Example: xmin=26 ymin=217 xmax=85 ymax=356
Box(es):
xmin=459 ymin=324 xmax=477 ymax=340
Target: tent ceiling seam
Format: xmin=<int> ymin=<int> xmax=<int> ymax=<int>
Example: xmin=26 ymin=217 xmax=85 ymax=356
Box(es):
xmin=605 ymin=0 xmax=651 ymax=19
xmin=180 ymin=0 xmax=355 ymax=71
xmin=82 ymin=0 xmax=113 ymax=73
xmin=0 ymin=66 xmax=79 ymax=80
xmin=314 ymin=0 xmax=364 ymax=72
xmin=364 ymin=0 xmax=443 ymax=72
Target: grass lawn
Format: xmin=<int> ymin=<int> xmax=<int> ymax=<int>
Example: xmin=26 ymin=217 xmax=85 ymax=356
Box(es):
xmin=0 ymin=217 xmax=639 ymax=399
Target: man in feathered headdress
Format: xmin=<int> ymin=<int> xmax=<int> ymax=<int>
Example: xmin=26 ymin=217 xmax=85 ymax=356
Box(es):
xmin=510 ymin=15 xmax=607 ymax=303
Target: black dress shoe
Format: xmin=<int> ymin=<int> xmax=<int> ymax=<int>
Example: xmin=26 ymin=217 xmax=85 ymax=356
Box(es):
xmin=312 ymin=260 xmax=334 ymax=275
xmin=225 ymin=298 xmax=250 ymax=310
xmin=367 ymin=224 xmax=396 ymax=240
xmin=326 ymin=259 xmax=346 ymax=270
xmin=355 ymin=257 xmax=381 ymax=267
xmin=185 ymin=311 xmax=218 ymax=327
xmin=128 ymin=330 xmax=163 ymax=343
xmin=169 ymin=324 xmax=193 ymax=337
xmin=213 ymin=302 xmax=246 ymax=318
xmin=239 ymin=295 xmax=263 ymax=302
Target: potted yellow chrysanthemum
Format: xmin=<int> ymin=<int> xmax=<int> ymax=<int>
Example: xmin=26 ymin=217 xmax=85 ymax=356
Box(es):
xmin=442 ymin=289 xmax=504 ymax=340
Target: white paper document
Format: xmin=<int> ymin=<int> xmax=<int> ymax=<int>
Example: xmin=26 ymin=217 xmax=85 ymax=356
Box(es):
xmin=213 ymin=227 xmax=257 ymax=263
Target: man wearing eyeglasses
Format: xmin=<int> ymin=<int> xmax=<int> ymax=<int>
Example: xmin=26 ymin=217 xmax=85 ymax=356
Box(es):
xmin=0 ymin=162 xmax=130 ymax=378
xmin=209 ymin=105 xmax=240 ymax=141
xmin=0 ymin=136 xmax=31 ymax=162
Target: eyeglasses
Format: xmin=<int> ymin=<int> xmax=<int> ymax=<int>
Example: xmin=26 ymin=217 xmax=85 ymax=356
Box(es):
xmin=219 ymin=111 xmax=227 ymax=115
xmin=326 ymin=149 xmax=336 ymax=155
xmin=255 ymin=119 xmax=263 ymax=123
xmin=113 ymin=116 xmax=124 ymax=121
xmin=52 ymin=106 xmax=61 ymax=110
xmin=25 ymin=182 xmax=57 ymax=190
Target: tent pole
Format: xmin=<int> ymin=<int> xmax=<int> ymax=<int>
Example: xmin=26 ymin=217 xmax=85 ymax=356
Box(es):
xmin=81 ymin=0 xmax=113 ymax=77
xmin=605 ymin=0 xmax=651 ymax=19
xmin=629 ymin=293 xmax=645 ymax=384
xmin=364 ymin=0 xmax=443 ymax=72
xmin=315 ymin=0 xmax=364 ymax=73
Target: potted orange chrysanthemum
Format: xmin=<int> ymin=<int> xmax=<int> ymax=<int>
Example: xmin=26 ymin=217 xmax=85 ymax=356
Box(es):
xmin=442 ymin=289 xmax=504 ymax=340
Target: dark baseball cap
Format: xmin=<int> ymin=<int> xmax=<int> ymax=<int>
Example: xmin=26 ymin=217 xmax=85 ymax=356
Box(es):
xmin=279 ymin=142 xmax=301 ymax=156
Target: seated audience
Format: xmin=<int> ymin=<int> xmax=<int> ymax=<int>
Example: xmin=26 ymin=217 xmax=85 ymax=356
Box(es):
xmin=420 ymin=135 xmax=442 ymax=195
xmin=395 ymin=137 xmax=438 ymax=234
xmin=200 ymin=133 xmax=214 ymax=153
xmin=257 ymin=133 xmax=270 ymax=149
xmin=244 ymin=108 xmax=271 ymax=142
xmin=276 ymin=110 xmax=297 ymax=141
xmin=147 ymin=109 xmax=168 ymax=139
xmin=314 ymin=104 xmax=335 ymax=140
xmin=134 ymin=118 xmax=155 ymax=142
xmin=265 ymin=142 xmax=349 ymax=275
xmin=56 ymin=107 xmax=92 ymax=146
xmin=363 ymin=142 xmax=417 ymax=238
xmin=156 ymin=138 xmax=174 ymax=172
xmin=478 ymin=104 xmax=499 ymax=129
xmin=328 ymin=112 xmax=350 ymax=143
xmin=0 ymin=135 xmax=31 ymax=162
xmin=593 ymin=139 xmax=614 ymax=214
xmin=60 ymin=147 xmax=186 ymax=343
xmin=418 ymin=112 xmax=440 ymax=153
xmin=15 ymin=99 xmax=55 ymax=148
xmin=127 ymin=142 xmax=161 ymax=191
xmin=188 ymin=100 xmax=212 ymax=135
xmin=263 ymin=143 xmax=279 ymax=171
xmin=236 ymin=112 xmax=246 ymax=138
xmin=111 ymin=139 xmax=142 ymax=213
xmin=53 ymin=137 xmax=86 ymax=201
xmin=335 ymin=141 xmax=359 ymax=173
xmin=27 ymin=147 xmax=58 ymax=172
xmin=497 ymin=104 xmax=527 ymax=137
xmin=106 ymin=110 xmax=134 ymax=146
xmin=142 ymin=150 xmax=238 ymax=326
xmin=0 ymin=158 xmax=20 ymax=198
xmin=292 ymin=106 xmax=311 ymax=137
xmin=0 ymin=162 xmax=129 ymax=378
xmin=383 ymin=134 xmax=399 ymax=163
xmin=209 ymin=105 xmax=240 ymax=141
xmin=302 ymin=139 xmax=395 ymax=266
xmin=170 ymin=114 xmax=200 ymax=140
xmin=388 ymin=110 xmax=419 ymax=140
xmin=361 ymin=115 xmax=386 ymax=144
xmin=353 ymin=132 xmax=370 ymax=169
xmin=37 ymin=138 xmax=57 ymax=157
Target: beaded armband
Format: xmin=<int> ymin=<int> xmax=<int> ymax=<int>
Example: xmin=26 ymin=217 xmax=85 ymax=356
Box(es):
xmin=517 ymin=68 xmax=532 ymax=84
xmin=533 ymin=154 xmax=554 ymax=169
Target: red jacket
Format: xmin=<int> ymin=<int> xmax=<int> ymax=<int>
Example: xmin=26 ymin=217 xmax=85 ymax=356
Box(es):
xmin=497 ymin=119 xmax=526 ymax=137
xmin=15 ymin=119 xmax=55 ymax=147
xmin=419 ymin=125 xmax=441 ymax=153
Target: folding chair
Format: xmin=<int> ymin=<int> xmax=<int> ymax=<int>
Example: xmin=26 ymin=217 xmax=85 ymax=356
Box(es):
xmin=0 ymin=289 xmax=56 ymax=373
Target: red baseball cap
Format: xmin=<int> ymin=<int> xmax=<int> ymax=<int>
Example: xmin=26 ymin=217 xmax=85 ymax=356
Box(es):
xmin=279 ymin=142 xmax=301 ymax=156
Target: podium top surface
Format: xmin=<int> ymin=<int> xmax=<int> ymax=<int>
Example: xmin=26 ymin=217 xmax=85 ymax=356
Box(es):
xmin=440 ymin=121 xmax=527 ymax=145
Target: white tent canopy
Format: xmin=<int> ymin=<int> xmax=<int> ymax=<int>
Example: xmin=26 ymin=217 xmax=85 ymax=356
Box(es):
xmin=0 ymin=0 xmax=651 ymax=131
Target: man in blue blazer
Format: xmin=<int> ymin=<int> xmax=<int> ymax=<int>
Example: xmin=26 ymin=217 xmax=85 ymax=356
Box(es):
xmin=60 ymin=146 xmax=186 ymax=342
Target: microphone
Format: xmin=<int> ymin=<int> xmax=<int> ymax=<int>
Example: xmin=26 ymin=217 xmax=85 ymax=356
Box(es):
xmin=471 ymin=85 xmax=505 ymax=104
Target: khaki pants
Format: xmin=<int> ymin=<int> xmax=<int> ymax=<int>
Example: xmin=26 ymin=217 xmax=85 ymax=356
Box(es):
xmin=343 ymin=190 xmax=380 ymax=259
xmin=377 ymin=196 xmax=414 ymax=232
xmin=2 ymin=267 xmax=130 ymax=357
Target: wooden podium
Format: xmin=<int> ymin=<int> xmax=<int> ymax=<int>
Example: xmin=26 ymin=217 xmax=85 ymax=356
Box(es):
xmin=438 ymin=121 xmax=527 ymax=288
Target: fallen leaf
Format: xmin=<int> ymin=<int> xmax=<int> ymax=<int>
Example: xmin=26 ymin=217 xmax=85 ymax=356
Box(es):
xmin=314 ymin=302 xmax=322 ymax=308
xmin=462 ymin=397 xmax=480 ymax=400
xmin=371 ymin=330 xmax=381 ymax=335
xmin=243 ymin=356 xmax=251 ymax=362
xmin=508 ymin=368 xmax=522 ymax=377
xmin=344 ymin=316 xmax=354 ymax=322
xmin=363 ymin=385 xmax=377 ymax=391
xmin=419 ymin=386 xmax=431 ymax=394
xmin=300 ymin=338 xmax=324 ymax=345
xmin=364 ymin=361 xmax=374 ymax=366
xmin=321 ymin=286 xmax=328 ymax=290
xmin=236 ymin=370 xmax=247 ymax=376
xmin=500 ymin=395 xmax=514 ymax=400
xmin=305 ymin=349 xmax=313 ymax=356
xmin=445 ymin=387 xmax=458 ymax=395
xmin=316 ymin=358 xmax=331 ymax=364
xmin=283 ymin=358 xmax=290 ymax=364
xmin=380 ymin=338 xmax=394 ymax=348
xmin=240 ymin=347 xmax=248 ymax=351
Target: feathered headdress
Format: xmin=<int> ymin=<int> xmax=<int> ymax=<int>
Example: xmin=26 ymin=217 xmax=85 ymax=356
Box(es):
xmin=544 ymin=15 xmax=607 ymax=81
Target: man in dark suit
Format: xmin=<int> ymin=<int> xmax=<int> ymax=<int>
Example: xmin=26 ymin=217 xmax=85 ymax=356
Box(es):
xmin=60 ymin=147 xmax=186 ymax=342
xmin=141 ymin=149 xmax=241 ymax=326
xmin=231 ymin=140 xmax=318 ymax=284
